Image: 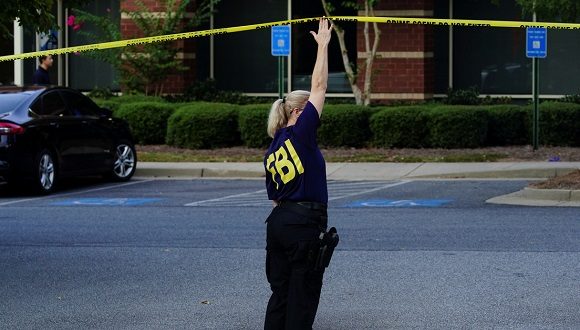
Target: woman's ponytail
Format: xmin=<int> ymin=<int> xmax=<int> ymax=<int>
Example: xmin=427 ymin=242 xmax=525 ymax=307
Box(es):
xmin=266 ymin=90 xmax=311 ymax=138
xmin=267 ymin=98 xmax=287 ymax=138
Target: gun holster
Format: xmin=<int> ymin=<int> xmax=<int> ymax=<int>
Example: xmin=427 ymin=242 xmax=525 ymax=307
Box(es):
xmin=313 ymin=227 xmax=339 ymax=271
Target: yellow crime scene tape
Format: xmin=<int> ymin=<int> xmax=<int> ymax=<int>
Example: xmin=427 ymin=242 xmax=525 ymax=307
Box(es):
xmin=1 ymin=16 xmax=579 ymax=62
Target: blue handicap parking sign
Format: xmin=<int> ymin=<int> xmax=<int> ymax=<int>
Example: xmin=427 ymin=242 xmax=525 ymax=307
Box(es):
xmin=344 ymin=199 xmax=452 ymax=208
xmin=271 ymin=25 xmax=291 ymax=56
xmin=526 ymin=27 xmax=547 ymax=58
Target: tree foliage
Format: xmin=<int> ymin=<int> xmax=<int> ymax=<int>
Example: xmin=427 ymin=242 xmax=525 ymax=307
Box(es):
xmin=492 ymin=0 xmax=580 ymax=21
xmin=518 ymin=0 xmax=580 ymax=21
xmin=72 ymin=0 xmax=219 ymax=96
xmin=1 ymin=0 xmax=87 ymax=37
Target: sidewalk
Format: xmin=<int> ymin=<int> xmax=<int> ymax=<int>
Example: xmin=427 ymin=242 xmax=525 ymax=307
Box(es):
xmin=135 ymin=161 xmax=580 ymax=207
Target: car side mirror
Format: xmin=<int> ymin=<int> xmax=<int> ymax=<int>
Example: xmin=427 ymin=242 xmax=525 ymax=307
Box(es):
xmin=100 ymin=107 xmax=113 ymax=118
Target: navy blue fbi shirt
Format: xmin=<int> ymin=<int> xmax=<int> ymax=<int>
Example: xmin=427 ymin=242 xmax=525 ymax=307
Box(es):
xmin=264 ymin=101 xmax=328 ymax=204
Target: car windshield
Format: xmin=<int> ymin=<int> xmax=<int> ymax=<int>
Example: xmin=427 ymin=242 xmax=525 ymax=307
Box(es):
xmin=0 ymin=94 xmax=30 ymax=114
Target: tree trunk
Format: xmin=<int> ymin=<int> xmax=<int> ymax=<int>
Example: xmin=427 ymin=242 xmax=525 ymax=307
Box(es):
xmin=321 ymin=0 xmax=382 ymax=105
xmin=321 ymin=0 xmax=363 ymax=105
xmin=363 ymin=3 xmax=381 ymax=106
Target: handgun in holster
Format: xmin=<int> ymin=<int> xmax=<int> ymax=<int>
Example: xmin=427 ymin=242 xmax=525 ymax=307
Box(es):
xmin=313 ymin=227 xmax=339 ymax=271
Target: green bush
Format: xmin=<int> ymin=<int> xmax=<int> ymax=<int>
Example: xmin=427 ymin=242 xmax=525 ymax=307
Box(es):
xmin=318 ymin=105 xmax=371 ymax=147
xmin=559 ymin=94 xmax=580 ymax=104
xmin=445 ymin=87 xmax=480 ymax=105
xmin=366 ymin=105 xmax=388 ymax=116
xmin=117 ymin=94 xmax=165 ymax=104
xmin=427 ymin=106 xmax=488 ymax=148
xmin=93 ymin=99 xmax=122 ymax=112
xmin=115 ymin=102 xmax=175 ymax=145
xmin=529 ymin=102 xmax=580 ymax=146
xmin=370 ymin=106 xmax=430 ymax=148
xmin=166 ymin=102 xmax=241 ymax=149
xmin=486 ymin=105 xmax=529 ymax=146
xmin=238 ymin=104 xmax=271 ymax=148
xmin=88 ymin=87 xmax=115 ymax=99
xmin=92 ymin=94 xmax=165 ymax=112
xmin=180 ymin=79 xmax=269 ymax=105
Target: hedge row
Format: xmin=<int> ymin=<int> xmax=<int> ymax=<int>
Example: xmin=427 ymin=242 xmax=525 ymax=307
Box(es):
xmin=107 ymin=100 xmax=580 ymax=149
xmin=370 ymin=103 xmax=580 ymax=148
xmin=115 ymin=102 xmax=174 ymax=145
xmin=94 ymin=94 xmax=166 ymax=112
xmin=528 ymin=102 xmax=580 ymax=147
xmin=318 ymin=105 xmax=372 ymax=147
xmin=370 ymin=106 xmax=430 ymax=148
xmin=238 ymin=104 xmax=271 ymax=148
xmin=166 ymin=102 xmax=240 ymax=149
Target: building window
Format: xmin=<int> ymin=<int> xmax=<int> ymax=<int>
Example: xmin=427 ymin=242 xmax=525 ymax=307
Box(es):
xmin=433 ymin=0 xmax=450 ymax=94
xmin=68 ymin=0 xmax=120 ymax=91
xmin=291 ymin=0 xmax=355 ymax=93
xmin=213 ymin=0 xmax=286 ymax=93
xmin=452 ymin=0 xmax=580 ymax=95
xmin=0 ymin=37 xmax=14 ymax=85
xmin=453 ymin=0 xmax=530 ymax=94
xmin=211 ymin=0 xmax=355 ymax=94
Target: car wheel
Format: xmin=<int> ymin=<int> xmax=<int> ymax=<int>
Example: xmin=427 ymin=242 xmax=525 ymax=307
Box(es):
xmin=110 ymin=141 xmax=136 ymax=181
xmin=34 ymin=149 xmax=57 ymax=194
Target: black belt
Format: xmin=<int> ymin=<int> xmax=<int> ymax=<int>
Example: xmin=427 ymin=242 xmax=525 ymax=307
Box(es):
xmin=280 ymin=200 xmax=327 ymax=211
xmin=274 ymin=200 xmax=328 ymax=229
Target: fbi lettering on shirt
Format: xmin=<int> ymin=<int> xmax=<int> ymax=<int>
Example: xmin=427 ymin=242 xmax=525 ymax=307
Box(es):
xmin=265 ymin=139 xmax=304 ymax=189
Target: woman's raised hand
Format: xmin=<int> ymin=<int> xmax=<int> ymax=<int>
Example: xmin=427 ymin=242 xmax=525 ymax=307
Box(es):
xmin=310 ymin=17 xmax=333 ymax=46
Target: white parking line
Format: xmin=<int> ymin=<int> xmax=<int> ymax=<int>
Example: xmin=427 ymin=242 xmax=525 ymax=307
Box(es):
xmin=184 ymin=189 xmax=268 ymax=206
xmin=328 ymin=181 xmax=410 ymax=201
xmin=0 ymin=179 xmax=154 ymax=206
xmin=185 ymin=181 xmax=410 ymax=207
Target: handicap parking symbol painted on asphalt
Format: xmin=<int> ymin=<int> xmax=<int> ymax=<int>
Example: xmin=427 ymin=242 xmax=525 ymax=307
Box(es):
xmin=344 ymin=199 xmax=452 ymax=208
xmin=51 ymin=198 xmax=163 ymax=206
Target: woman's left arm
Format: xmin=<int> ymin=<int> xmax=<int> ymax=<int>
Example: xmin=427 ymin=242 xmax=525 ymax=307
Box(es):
xmin=308 ymin=17 xmax=333 ymax=117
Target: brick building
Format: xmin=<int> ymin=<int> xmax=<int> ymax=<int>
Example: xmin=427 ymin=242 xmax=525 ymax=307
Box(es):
xmin=2 ymin=0 xmax=580 ymax=101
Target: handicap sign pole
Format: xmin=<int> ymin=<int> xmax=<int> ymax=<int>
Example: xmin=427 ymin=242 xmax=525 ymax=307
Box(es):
xmin=526 ymin=26 xmax=547 ymax=151
xmin=272 ymin=26 xmax=291 ymax=99
xmin=278 ymin=58 xmax=284 ymax=99
xmin=532 ymin=56 xmax=539 ymax=150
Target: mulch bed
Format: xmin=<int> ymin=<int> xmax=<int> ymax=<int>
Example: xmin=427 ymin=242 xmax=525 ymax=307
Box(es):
xmin=530 ymin=170 xmax=580 ymax=190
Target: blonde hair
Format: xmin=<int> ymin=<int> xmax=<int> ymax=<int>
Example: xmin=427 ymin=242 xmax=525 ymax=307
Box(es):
xmin=267 ymin=90 xmax=310 ymax=138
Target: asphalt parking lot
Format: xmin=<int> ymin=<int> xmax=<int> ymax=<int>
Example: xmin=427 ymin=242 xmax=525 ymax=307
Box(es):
xmin=1 ymin=178 xmax=580 ymax=329
xmin=0 ymin=177 xmax=529 ymax=209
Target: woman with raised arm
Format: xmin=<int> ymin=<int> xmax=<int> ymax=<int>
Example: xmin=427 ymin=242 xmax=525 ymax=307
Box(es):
xmin=263 ymin=17 xmax=338 ymax=330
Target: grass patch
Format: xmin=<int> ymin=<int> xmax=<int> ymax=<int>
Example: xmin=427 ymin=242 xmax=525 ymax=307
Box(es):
xmin=138 ymin=150 xmax=506 ymax=163
xmin=137 ymin=151 xmax=263 ymax=163
xmin=393 ymin=153 xmax=506 ymax=163
xmin=325 ymin=154 xmax=392 ymax=162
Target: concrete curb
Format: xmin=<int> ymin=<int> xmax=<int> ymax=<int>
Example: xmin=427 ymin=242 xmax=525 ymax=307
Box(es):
xmin=414 ymin=168 xmax=577 ymax=179
xmin=135 ymin=167 xmax=263 ymax=178
xmin=486 ymin=187 xmax=580 ymax=207
xmin=521 ymin=187 xmax=580 ymax=202
xmin=134 ymin=162 xmax=264 ymax=179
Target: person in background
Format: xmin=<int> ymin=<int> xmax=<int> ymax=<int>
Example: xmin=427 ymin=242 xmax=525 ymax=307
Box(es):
xmin=263 ymin=17 xmax=338 ymax=330
xmin=32 ymin=55 xmax=53 ymax=85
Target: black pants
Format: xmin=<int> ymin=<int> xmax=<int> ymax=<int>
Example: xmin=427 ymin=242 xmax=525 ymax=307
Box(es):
xmin=264 ymin=203 xmax=328 ymax=330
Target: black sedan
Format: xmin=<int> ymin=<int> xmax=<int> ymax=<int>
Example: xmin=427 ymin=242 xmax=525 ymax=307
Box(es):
xmin=0 ymin=86 xmax=136 ymax=194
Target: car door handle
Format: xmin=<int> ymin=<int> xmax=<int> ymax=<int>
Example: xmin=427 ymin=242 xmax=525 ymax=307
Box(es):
xmin=49 ymin=122 xmax=59 ymax=128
